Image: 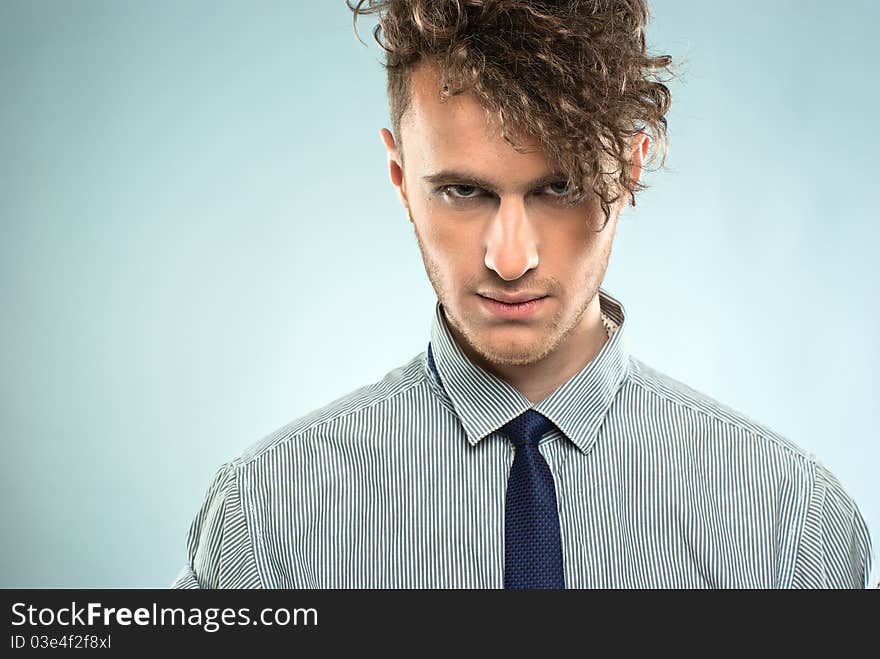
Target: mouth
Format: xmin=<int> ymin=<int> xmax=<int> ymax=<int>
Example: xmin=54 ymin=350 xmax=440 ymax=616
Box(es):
xmin=476 ymin=293 xmax=549 ymax=320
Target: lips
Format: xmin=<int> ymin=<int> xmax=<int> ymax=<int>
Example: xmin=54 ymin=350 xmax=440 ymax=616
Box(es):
xmin=479 ymin=292 xmax=547 ymax=304
xmin=477 ymin=293 xmax=548 ymax=320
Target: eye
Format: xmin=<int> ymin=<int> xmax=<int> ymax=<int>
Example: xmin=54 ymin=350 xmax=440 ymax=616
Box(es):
xmin=441 ymin=184 xmax=484 ymax=199
xmin=541 ymin=181 xmax=570 ymax=197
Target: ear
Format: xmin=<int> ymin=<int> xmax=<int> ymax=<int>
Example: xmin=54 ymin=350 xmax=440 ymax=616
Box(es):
xmin=629 ymin=131 xmax=650 ymax=188
xmin=379 ymin=128 xmax=411 ymax=218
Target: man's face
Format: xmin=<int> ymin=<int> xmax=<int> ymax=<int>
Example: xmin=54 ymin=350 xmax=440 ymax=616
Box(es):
xmin=381 ymin=62 xmax=644 ymax=369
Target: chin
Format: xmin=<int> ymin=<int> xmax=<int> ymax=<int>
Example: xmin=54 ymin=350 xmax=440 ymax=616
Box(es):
xmin=469 ymin=329 xmax=558 ymax=367
xmin=445 ymin=301 xmax=559 ymax=363
xmin=482 ymin=350 xmax=546 ymax=367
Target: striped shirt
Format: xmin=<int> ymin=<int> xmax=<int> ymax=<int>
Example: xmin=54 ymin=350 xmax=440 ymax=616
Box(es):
xmin=171 ymin=288 xmax=872 ymax=588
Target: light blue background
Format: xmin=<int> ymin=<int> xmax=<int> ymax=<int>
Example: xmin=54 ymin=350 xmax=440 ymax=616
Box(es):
xmin=2 ymin=1 xmax=877 ymax=587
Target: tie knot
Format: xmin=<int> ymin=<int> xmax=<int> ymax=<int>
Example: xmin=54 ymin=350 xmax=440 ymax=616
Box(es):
xmin=499 ymin=410 xmax=556 ymax=448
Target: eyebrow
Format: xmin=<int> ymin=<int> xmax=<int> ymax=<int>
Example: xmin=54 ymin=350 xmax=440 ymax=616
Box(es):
xmin=421 ymin=169 xmax=567 ymax=193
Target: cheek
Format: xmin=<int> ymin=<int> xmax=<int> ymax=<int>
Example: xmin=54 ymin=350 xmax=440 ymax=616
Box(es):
xmin=543 ymin=226 xmax=591 ymax=263
xmin=420 ymin=210 xmax=485 ymax=262
xmin=542 ymin=222 xmax=610 ymax=283
xmin=413 ymin=219 xmax=473 ymax=287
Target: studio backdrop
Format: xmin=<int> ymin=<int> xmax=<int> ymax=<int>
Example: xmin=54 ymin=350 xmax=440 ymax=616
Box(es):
xmin=1 ymin=0 xmax=877 ymax=587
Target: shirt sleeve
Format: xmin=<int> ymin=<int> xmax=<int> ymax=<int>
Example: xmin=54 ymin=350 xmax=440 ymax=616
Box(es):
xmin=790 ymin=460 xmax=873 ymax=588
xmin=169 ymin=462 xmax=263 ymax=589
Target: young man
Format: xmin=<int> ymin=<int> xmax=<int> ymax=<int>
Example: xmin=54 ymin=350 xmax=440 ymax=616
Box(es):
xmin=172 ymin=1 xmax=872 ymax=588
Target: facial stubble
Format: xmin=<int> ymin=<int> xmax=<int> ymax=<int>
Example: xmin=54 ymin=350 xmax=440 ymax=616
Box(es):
xmin=410 ymin=218 xmax=615 ymax=368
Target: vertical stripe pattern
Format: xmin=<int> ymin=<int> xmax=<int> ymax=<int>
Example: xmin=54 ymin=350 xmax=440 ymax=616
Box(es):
xmin=171 ymin=288 xmax=874 ymax=589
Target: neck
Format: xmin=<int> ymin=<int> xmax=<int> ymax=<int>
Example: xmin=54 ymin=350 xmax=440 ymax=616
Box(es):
xmin=458 ymin=294 xmax=608 ymax=404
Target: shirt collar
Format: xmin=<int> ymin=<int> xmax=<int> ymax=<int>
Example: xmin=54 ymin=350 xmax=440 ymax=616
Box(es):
xmin=426 ymin=287 xmax=630 ymax=455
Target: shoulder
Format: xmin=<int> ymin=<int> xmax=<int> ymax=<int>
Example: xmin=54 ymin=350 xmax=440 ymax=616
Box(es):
xmin=231 ymin=351 xmax=429 ymax=469
xmin=623 ymin=357 xmax=873 ymax=583
xmin=622 ymin=355 xmax=818 ymax=470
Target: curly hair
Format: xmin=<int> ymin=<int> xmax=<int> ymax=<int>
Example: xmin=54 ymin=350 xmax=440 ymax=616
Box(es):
xmin=348 ymin=0 xmax=673 ymax=227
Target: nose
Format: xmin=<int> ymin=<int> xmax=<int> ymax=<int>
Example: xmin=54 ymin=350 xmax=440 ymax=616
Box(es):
xmin=484 ymin=196 xmax=539 ymax=281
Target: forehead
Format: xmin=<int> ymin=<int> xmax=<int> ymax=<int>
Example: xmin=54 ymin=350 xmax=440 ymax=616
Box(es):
xmin=399 ymin=62 xmax=556 ymax=184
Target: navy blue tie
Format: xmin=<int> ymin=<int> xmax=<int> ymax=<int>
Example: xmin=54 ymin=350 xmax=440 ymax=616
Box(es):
xmin=426 ymin=344 xmax=565 ymax=589
xmin=500 ymin=410 xmax=565 ymax=589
